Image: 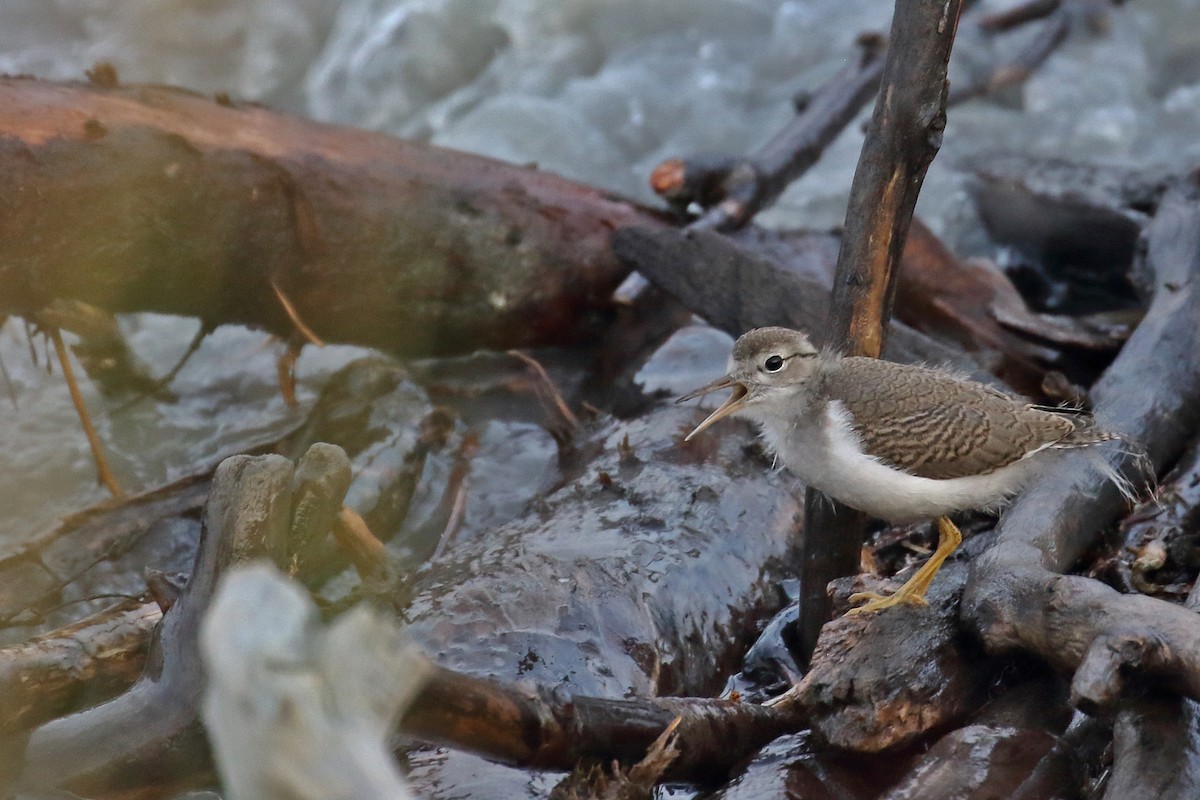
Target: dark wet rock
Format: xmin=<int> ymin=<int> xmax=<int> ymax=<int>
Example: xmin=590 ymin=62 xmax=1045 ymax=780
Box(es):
xmin=881 ymin=724 xmax=1077 ymax=800
xmin=406 ymin=403 xmax=803 ymax=699
xmin=401 ymin=404 xmax=804 ymax=800
xmin=713 ymin=731 xmax=912 ymax=800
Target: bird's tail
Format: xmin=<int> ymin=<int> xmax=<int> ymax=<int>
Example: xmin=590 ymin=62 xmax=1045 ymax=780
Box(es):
xmin=1052 ymin=416 xmax=1153 ymax=506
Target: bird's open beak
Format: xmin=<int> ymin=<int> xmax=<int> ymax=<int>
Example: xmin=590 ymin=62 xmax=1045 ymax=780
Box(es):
xmin=675 ymin=377 xmax=749 ymax=441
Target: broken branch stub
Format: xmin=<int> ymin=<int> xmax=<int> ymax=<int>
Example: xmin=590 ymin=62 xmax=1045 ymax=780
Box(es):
xmin=679 ymin=34 xmax=886 ymax=232
xmin=791 ymin=562 xmax=986 ymax=752
xmin=963 ymin=180 xmax=1200 ymax=707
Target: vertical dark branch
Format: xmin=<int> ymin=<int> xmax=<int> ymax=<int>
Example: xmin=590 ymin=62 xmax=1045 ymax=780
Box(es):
xmin=798 ymin=0 xmax=964 ymax=662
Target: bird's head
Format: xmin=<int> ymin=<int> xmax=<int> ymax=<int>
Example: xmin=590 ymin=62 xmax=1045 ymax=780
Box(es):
xmin=676 ymin=327 xmax=819 ymax=440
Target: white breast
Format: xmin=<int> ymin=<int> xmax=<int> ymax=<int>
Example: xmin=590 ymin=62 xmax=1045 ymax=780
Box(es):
xmin=753 ymin=400 xmax=1047 ymax=522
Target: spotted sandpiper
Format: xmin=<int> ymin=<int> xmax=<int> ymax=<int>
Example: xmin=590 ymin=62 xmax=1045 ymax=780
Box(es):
xmin=677 ymin=326 xmax=1125 ymax=615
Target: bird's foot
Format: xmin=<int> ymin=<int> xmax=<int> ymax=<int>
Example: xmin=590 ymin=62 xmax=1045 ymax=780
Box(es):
xmin=843 ymin=516 xmax=963 ymax=616
xmin=845 ymin=587 xmax=929 ymax=615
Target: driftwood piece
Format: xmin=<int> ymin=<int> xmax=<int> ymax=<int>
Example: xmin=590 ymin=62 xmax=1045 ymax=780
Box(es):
xmin=1103 ymin=693 xmax=1200 ymax=800
xmin=614 ymin=218 xmax=1116 ymax=397
xmin=0 ymin=76 xmax=665 ymax=357
xmin=1096 ymin=561 xmax=1200 ymax=800
xmin=801 ymin=0 xmax=963 ymax=661
xmin=963 ymin=180 xmax=1200 ymax=706
xmin=822 ymin=0 xmax=961 ymax=360
xmin=652 ymin=0 xmax=1074 ymax=234
xmin=977 ymin=0 xmax=1062 ymax=31
xmin=1102 ymin=601 xmax=1200 ymax=800
xmin=287 ymin=442 xmax=353 ymax=578
xmin=201 ymin=563 xmax=426 ymax=800
xmin=12 ymin=452 xmax=294 ymax=793
xmin=950 ymin=0 xmax=1077 ymax=106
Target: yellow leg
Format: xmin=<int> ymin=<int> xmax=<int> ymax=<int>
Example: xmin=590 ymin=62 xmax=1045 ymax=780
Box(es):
xmin=846 ymin=516 xmax=962 ymax=616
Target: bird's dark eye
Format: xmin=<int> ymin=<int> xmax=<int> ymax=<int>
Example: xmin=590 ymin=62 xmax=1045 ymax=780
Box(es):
xmin=764 ymin=355 xmax=785 ymax=373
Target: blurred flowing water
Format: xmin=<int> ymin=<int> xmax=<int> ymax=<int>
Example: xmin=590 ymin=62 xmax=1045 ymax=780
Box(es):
xmin=1 ymin=0 xmax=1199 ymax=547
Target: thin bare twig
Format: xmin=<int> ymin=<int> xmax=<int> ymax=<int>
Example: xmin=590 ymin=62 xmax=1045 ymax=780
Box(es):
xmin=333 ymin=506 xmax=389 ymax=578
xmin=0 ymin=316 xmax=17 ymax=410
xmin=269 ymin=278 xmax=325 ymax=347
xmin=113 ymin=322 xmax=211 ymax=412
xmin=48 ymin=327 xmax=124 ymax=498
xmin=431 ymin=478 xmax=469 ymax=561
xmin=275 ymin=338 xmax=301 ymax=409
xmin=508 ymin=349 xmax=580 ymax=433
xmin=430 ymin=431 xmax=479 ymax=560
xmin=977 ymin=0 xmax=1061 ymax=32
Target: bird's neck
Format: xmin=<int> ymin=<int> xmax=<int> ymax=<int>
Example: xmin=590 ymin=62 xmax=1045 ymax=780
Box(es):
xmin=740 ymin=379 xmax=823 ymax=436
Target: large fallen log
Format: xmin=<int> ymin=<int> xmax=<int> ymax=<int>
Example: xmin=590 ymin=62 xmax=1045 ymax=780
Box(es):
xmin=0 ymin=75 xmax=666 ymax=356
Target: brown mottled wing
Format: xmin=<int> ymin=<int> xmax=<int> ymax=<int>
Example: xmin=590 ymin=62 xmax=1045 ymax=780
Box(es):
xmin=824 ymin=358 xmax=1075 ymax=479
